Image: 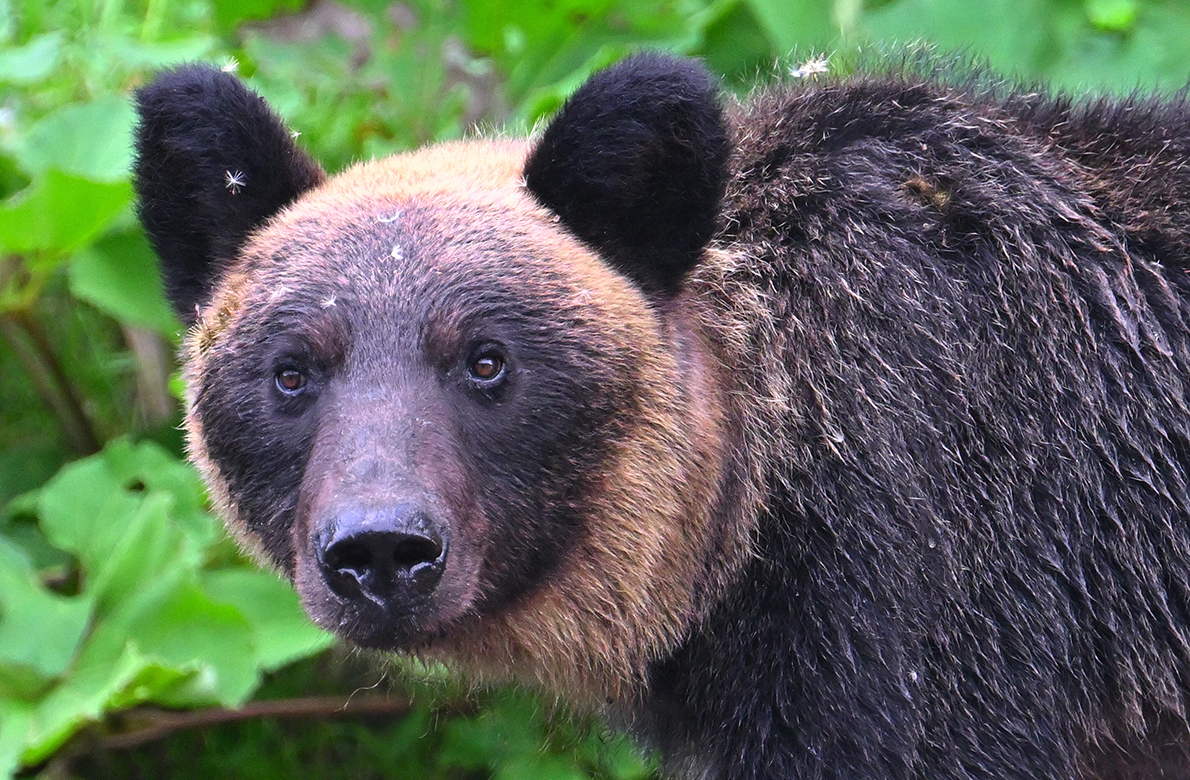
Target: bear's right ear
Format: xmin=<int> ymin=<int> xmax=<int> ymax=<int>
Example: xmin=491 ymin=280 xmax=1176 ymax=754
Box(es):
xmin=134 ymin=65 xmax=325 ymax=323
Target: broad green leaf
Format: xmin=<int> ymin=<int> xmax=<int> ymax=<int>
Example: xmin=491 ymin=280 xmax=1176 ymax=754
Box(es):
xmin=35 ymin=454 xmax=139 ymax=560
xmin=0 ymin=32 xmax=62 ymax=84
xmin=70 ymin=567 xmax=189 ymax=679
xmin=0 ymin=170 xmax=131 ymax=256
xmin=742 ymin=0 xmax=836 ymax=55
xmin=862 ymin=0 xmax=1051 ymax=79
xmin=516 ymin=46 xmax=633 ymax=127
xmin=70 ymin=230 xmax=180 ymax=335
xmin=1086 ymin=0 xmax=1139 ymax=32
xmin=102 ymin=657 xmax=203 ymax=711
xmin=201 ymin=569 xmax=334 ymax=672
xmin=83 ymin=491 xmax=190 ymax=611
xmin=37 ymin=456 xmax=194 ymax=611
xmin=212 ymin=0 xmax=303 ymax=30
xmin=20 ymin=643 xmax=195 ymax=766
xmin=122 ymin=582 xmax=260 ymax=707
xmin=1042 ymin=2 xmax=1190 ymax=93
xmin=99 ymin=439 xmax=216 ymax=548
xmin=36 ymin=439 xmax=216 ymax=570
xmin=698 ymin=0 xmax=783 ymax=87
xmin=16 ymin=96 xmax=134 ymax=183
xmin=0 ymin=701 xmax=33 ymax=779
xmin=104 ymin=36 xmax=217 ymax=70
xmin=0 ymin=540 xmax=93 ymax=696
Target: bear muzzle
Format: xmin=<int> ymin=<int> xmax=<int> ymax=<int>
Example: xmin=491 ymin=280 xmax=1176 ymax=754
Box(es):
xmin=315 ymin=503 xmax=450 ymax=618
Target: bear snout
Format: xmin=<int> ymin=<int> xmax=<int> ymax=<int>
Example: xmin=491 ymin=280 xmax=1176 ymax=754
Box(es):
xmin=315 ymin=503 xmax=449 ymax=610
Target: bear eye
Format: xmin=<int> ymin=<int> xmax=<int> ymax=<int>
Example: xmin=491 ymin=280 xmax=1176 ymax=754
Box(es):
xmin=467 ymin=350 xmax=507 ymax=385
xmin=275 ymin=368 xmax=308 ymax=395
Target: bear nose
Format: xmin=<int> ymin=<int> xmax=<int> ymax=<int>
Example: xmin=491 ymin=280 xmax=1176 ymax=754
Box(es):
xmin=317 ymin=504 xmax=448 ymax=605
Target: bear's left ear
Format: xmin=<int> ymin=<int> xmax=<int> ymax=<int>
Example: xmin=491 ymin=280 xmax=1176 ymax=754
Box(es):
xmin=523 ymin=53 xmax=729 ymax=296
xmin=134 ymin=65 xmax=326 ymax=324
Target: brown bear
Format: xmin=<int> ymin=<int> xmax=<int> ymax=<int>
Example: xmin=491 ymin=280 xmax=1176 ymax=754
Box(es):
xmin=133 ymin=53 xmax=1190 ymax=779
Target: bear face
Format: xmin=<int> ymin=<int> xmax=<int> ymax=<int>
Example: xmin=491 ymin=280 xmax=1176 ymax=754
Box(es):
xmin=135 ymin=56 xmax=759 ymax=700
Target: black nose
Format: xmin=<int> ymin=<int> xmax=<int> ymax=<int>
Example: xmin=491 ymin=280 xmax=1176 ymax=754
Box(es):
xmin=317 ymin=504 xmax=448 ymax=606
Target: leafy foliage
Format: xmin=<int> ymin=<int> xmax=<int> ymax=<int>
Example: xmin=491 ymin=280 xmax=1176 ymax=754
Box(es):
xmin=2 ymin=0 xmax=1190 ymax=777
xmin=0 ymin=439 xmax=333 ymax=776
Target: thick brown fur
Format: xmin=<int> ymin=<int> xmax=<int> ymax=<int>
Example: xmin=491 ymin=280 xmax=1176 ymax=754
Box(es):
xmin=136 ymin=54 xmax=1190 ymax=780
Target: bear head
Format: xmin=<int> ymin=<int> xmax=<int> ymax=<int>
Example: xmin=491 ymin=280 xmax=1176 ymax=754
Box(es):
xmin=134 ymin=54 xmax=759 ymax=700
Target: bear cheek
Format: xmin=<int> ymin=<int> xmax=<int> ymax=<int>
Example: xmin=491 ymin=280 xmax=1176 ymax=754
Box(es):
xmin=288 ymin=402 xmax=487 ymax=650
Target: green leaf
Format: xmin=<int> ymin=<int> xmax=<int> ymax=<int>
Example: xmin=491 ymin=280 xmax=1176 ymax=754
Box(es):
xmin=211 ymin=0 xmax=304 ymax=31
xmin=104 ymin=37 xmax=218 ymax=70
xmin=87 ymin=492 xmax=193 ymax=611
xmin=36 ymin=439 xmax=217 ymax=571
xmin=122 ymin=582 xmax=261 ymax=707
xmin=0 ymin=154 xmax=30 ymax=201
xmin=1039 ymin=1 xmax=1190 ymax=93
xmin=15 ymin=96 xmax=135 ymax=183
xmin=0 ymin=700 xmax=33 ymax=779
xmin=494 ymin=756 xmax=588 ymax=780
xmin=70 ymin=230 xmax=180 ymax=335
xmin=0 ymin=539 xmax=93 ymax=696
xmin=698 ymin=0 xmax=783 ymax=87
xmin=37 ymin=459 xmax=191 ymax=611
xmin=861 ymin=0 xmax=1051 ymax=79
xmin=0 ymin=170 xmax=131 ymax=257
xmin=201 ymin=569 xmax=334 ymax=673
xmin=20 ymin=643 xmax=195 ymax=766
xmin=1086 ymin=0 xmax=1139 ymax=32
xmin=741 ymin=0 xmax=836 ymax=55
xmin=0 ymin=32 xmax=63 ymax=84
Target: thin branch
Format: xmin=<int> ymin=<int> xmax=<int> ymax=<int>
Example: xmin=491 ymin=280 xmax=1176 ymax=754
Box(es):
xmin=100 ymin=694 xmax=413 ymax=751
xmin=0 ymin=309 xmax=100 ymax=454
xmin=122 ymin=325 xmax=176 ymax=427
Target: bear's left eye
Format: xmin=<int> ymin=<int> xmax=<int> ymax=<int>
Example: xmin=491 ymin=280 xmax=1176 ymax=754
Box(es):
xmin=467 ymin=349 xmax=507 ymax=386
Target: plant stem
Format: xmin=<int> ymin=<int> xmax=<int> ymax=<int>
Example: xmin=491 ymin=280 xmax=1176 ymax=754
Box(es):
xmin=0 ymin=309 xmax=101 ymax=455
xmin=99 ymin=695 xmax=413 ymax=751
xmin=122 ymin=325 xmax=175 ymax=427
xmin=140 ymin=0 xmax=167 ymax=42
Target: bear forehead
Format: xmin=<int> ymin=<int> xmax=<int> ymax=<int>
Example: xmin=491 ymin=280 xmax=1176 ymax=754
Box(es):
xmin=237 ymin=202 xmax=632 ymax=321
xmin=236 ymin=136 xmax=612 ymax=292
xmin=203 ymin=139 xmax=660 ymax=354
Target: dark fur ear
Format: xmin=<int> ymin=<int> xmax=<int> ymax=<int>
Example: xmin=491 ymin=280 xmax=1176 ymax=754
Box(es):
xmin=133 ymin=65 xmax=325 ymax=323
xmin=523 ymin=53 xmax=729 ymax=296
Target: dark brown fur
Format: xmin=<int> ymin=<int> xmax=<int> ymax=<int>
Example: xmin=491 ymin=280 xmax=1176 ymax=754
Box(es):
xmin=136 ymin=56 xmax=1190 ymax=779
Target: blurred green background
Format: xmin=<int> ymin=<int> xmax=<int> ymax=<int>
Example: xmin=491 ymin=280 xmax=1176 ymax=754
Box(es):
xmin=1 ymin=0 xmax=1189 ymax=778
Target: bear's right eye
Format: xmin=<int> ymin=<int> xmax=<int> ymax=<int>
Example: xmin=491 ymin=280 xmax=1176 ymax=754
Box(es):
xmin=275 ymin=368 xmax=308 ymax=395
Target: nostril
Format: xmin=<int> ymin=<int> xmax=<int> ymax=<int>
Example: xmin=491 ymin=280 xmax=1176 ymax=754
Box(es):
xmin=391 ymin=534 xmax=443 ymax=569
xmin=322 ymin=534 xmax=377 ymax=577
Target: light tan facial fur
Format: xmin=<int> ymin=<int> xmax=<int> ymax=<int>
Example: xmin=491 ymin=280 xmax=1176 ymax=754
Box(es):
xmin=183 ymin=138 xmax=765 ymax=704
